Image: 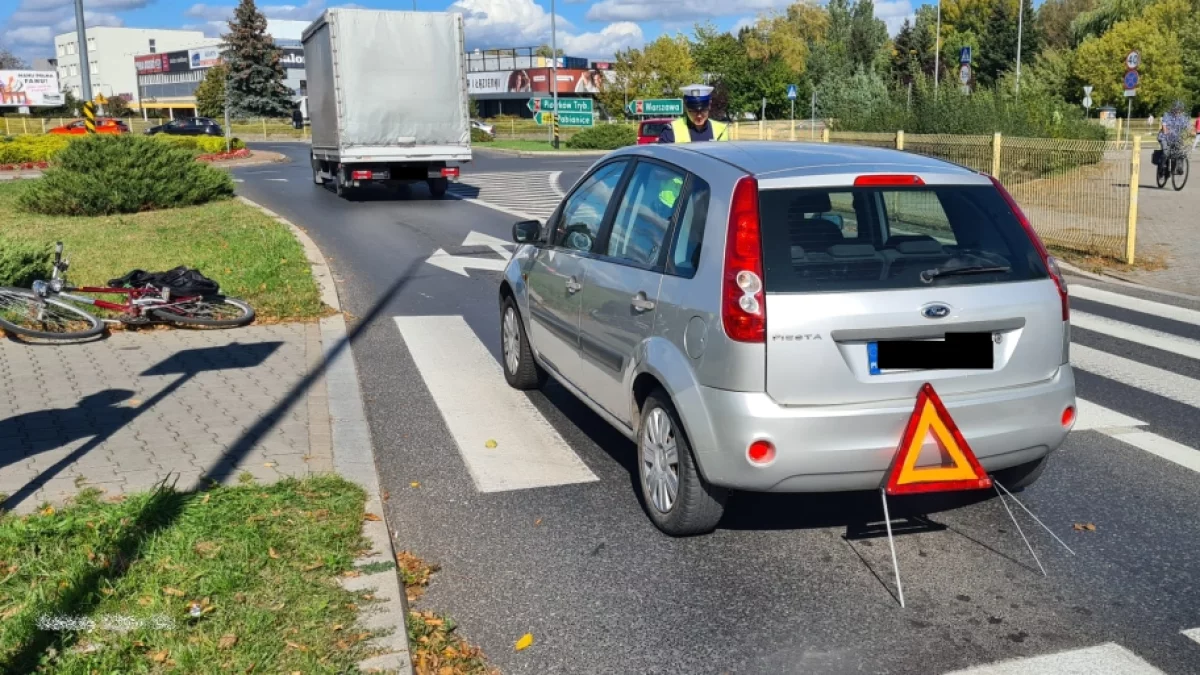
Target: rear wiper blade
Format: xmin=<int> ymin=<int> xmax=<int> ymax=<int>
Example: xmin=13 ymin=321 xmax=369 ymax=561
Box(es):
xmin=920 ymin=264 xmax=1011 ymax=283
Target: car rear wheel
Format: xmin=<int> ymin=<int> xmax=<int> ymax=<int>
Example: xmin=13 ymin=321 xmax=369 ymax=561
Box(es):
xmin=500 ymin=297 xmax=546 ymax=390
xmin=992 ymin=455 xmax=1049 ymax=492
xmin=638 ymin=390 xmax=726 ymax=536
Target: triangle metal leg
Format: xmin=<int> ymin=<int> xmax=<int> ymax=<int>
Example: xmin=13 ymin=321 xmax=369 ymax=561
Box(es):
xmin=993 ymin=482 xmax=1046 ymax=576
xmin=880 ymin=488 xmax=906 ymax=608
xmin=993 ymin=479 xmax=1076 ymax=556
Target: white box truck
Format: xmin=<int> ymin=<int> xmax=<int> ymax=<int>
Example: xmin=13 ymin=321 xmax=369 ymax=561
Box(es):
xmin=302 ymin=9 xmax=471 ymax=198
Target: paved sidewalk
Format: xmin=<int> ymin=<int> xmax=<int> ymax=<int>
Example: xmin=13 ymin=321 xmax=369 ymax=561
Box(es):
xmin=1118 ymin=149 xmax=1200 ymax=295
xmin=0 ymin=323 xmax=331 ymax=513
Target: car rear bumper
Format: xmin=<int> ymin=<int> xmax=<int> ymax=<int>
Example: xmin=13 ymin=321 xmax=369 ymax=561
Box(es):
xmin=687 ymin=366 xmax=1076 ymax=492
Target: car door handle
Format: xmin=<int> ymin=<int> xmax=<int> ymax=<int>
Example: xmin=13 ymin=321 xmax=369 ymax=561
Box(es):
xmin=631 ymin=293 xmax=656 ymax=312
xmin=565 ymin=277 xmax=582 ymax=294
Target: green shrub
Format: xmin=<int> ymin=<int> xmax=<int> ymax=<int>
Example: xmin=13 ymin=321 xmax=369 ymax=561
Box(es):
xmin=151 ymin=134 xmax=245 ymax=154
xmin=471 ymin=127 xmax=494 ymax=143
xmin=19 ymin=135 xmax=234 ymax=216
xmin=0 ymin=237 xmax=52 ymax=287
xmin=0 ymin=135 xmax=71 ymax=164
xmin=566 ymin=124 xmax=636 ymax=150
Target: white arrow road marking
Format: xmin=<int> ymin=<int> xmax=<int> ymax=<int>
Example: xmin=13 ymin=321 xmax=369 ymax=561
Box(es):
xmin=1183 ymin=628 xmax=1200 ymax=645
xmin=423 ymin=249 xmax=508 ymax=277
xmin=462 ymin=230 xmax=514 ymax=259
xmin=394 ymin=315 xmax=599 ymax=492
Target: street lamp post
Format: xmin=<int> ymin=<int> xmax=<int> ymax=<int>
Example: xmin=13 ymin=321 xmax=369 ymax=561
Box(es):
xmin=73 ymin=0 xmax=93 ymax=105
xmin=550 ymin=0 xmax=559 ymax=149
xmin=1015 ymin=0 xmax=1024 ymax=95
xmin=933 ymin=0 xmax=942 ymax=97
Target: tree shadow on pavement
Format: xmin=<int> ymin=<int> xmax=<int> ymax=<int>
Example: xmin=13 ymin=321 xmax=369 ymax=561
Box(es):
xmin=1 ymin=258 xmax=423 ymax=669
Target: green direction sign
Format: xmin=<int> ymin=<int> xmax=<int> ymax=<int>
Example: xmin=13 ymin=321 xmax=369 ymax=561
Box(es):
xmin=527 ymin=97 xmax=594 ymax=113
xmin=624 ymin=98 xmax=684 ymax=116
xmin=534 ymin=111 xmax=594 ymax=127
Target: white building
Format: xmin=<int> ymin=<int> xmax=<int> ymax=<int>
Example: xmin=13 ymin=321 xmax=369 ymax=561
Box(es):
xmin=53 ymin=27 xmax=215 ymax=103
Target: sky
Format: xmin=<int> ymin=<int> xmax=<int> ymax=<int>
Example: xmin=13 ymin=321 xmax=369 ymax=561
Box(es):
xmin=0 ymin=0 xmax=921 ymax=66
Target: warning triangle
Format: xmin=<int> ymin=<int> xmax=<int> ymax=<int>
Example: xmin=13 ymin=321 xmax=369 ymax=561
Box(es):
xmin=883 ymin=383 xmax=992 ymax=496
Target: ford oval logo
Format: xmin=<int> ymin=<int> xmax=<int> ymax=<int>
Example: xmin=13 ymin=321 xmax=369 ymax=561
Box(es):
xmin=922 ymin=303 xmax=951 ymax=319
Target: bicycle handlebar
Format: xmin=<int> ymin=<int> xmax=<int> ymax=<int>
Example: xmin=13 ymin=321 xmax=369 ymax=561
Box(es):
xmin=54 ymin=242 xmax=63 ymax=264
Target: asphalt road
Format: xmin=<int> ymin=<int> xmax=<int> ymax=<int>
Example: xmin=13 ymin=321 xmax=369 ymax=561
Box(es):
xmin=236 ymin=143 xmax=1200 ymax=674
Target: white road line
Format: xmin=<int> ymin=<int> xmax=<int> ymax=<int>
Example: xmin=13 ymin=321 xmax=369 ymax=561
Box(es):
xmin=1072 ymin=311 xmax=1200 ymax=361
xmin=549 ymin=170 xmax=565 ymax=198
xmin=1182 ymin=627 xmax=1200 ymax=645
xmin=1073 ymin=397 xmax=1145 ymax=431
xmin=1072 ymin=285 xmax=1200 ymax=326
xmin=1098 ymin=428 xmax=1200 ymax=474
xmin=1071 ymin=344 xmax=1200 ymax=409
xmin=394 ymin=315 xmax=599 ymax=492
xmin=943 ymin=642 xmax=1165 ymax=674
xmin=445 ymin=194 xmax=540 ymax=222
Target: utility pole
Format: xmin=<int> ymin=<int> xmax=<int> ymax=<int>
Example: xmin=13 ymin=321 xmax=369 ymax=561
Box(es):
xmin=934 ymin=0 xmax=941 ymax=97
xmin=73 ymin=0 xmax=93 ymax=107
xmin=1015 ymin=0 xmax=1024 ymax=95
xmin=550 ymin=0 xmax=560 ymax=149
xmin=224 ymin=63 xmax=232 ymax=153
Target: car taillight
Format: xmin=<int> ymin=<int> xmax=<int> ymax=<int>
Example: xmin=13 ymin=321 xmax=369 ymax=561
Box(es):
xmin=988 ymin=175 xmax=1069 ymax=321
xmin=351 ymin=170 xmax=373 ymax=180
xmin=441 ymin=167 xmax=460 ymax=178
xmin=722 ymin=176 xmax=765 ymax=343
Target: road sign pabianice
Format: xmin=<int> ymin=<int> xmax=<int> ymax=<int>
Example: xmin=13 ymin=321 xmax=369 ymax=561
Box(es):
xmin=534 ymin=111 xmax=593 ymax=127
xmin=527 ymin=97 xmax=594 ymax=113
xmin=625 ymin=98 xmax=684 ymax=116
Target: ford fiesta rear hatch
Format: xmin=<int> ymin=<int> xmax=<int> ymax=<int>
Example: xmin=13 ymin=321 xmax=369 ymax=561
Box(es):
xmin=756 ymin=172 xmax=1069 ymax=406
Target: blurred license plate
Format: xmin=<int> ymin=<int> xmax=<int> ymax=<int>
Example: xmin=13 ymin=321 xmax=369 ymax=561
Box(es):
xmin=868 ymin=333 xmax=993 ymax=375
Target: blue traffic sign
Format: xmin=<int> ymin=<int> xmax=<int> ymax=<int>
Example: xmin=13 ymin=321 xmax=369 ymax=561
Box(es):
xmin=960 ymin=46 xmax=972 ymax=64
xmin=787 ymin=84 xmax=798 ymax=101
xmin=1124 ymin=70 xmax=1139 ymax=90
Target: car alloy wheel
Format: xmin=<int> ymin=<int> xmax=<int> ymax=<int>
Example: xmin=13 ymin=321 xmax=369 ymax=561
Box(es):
xmin=641 ymin=407 xmax=680 ymax=513
xmin=502 ymin=305 xmax=521 ymax=375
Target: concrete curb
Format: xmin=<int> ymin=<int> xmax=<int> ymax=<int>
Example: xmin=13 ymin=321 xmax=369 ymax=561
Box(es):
xmin=478 ymin=146 xmax=608 ymax=158
xmin=239 ymin=195 xmax=414 ymax=674
xmin=1059 ymin=260 xmax=1200 ymax=303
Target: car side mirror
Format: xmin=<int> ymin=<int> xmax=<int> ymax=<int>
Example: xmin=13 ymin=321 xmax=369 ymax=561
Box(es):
xmin=512 ymin=220 xmax=541 ymax=244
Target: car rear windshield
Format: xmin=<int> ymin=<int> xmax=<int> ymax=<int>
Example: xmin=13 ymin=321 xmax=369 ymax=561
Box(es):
xmin=640 ymin=122 xmax=667 ymax=137
xmin=758 ymin=185 xmax=1049 ymax=293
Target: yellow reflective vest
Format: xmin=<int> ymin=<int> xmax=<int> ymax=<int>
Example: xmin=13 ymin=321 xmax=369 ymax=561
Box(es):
xmin=669 ymin=118 xmax=729 ymax=143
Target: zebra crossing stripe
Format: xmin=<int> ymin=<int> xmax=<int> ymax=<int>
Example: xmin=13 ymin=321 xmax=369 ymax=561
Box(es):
xmin=1071 ymin=285 xmax=1200 ymax=326
xmin=1072 ymin=311 xmax=1200 ymax=361
xmin=942 ymin=642 xmax=1165 ymax=674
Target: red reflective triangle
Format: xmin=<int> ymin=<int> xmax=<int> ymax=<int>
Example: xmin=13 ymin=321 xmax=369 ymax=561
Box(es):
xmin=883 ymin=383 xmax=992 ymax=496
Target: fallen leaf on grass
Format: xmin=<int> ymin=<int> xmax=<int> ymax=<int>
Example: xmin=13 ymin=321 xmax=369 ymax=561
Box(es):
xmin=1073 ymin=523 xmax=1097 ymax=531
xmin=515 ymin=633 xmax=534 ymax=651
xmin=246 ymin=515 xmax=266 ymax=523
xmin=364 ymin=513 xmax=382 ymax=522
xmin=332 ymin=623 xmax=343 ymax=631
xmin=138 ymin=596 xmax=153 ymax=606
xmin=303 ymin=561 xmax=325 ymax=572
xmin=268 ymin=548 xmax=280 ymax=559
xmin=219 ymin=634 xmax=238 ymax=650
xmin=342 ymin=570 xmax=361 ymax=578
xmin=163 ymin=587 xmax=185 ymax=597
xmin=201 ymin=493 xmax=211 ymax=504
xmin=40 ymin=506 xmax=54 ymax=516
xmin=285 ymin=641 xmax=309 ymax=652
xmin=151 ymin=650 xmax=169 ymax=663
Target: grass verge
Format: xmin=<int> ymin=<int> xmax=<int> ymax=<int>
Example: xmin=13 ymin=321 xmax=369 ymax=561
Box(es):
xmin=397 ymin=552 xmax=496 ymax=675
xmin=476 ymin=140 xmax=571 ymax=152
xmin=0 ymin=475 xmax=380 ymax=672
xmin=0 ymin=182 xmax=326 ymax=321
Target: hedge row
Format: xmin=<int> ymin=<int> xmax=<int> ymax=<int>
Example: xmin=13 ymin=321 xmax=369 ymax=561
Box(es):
xmin=0 ymin=133 xmax=245 ymax=165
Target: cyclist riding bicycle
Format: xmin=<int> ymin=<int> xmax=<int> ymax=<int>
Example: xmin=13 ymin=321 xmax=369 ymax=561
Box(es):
xmin=1158 ymin=100 xmax=1192 ymax=170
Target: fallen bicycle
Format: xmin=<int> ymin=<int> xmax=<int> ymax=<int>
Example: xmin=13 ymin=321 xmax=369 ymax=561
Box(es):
xmin=0 ymin=242 xmax=254 ymax=340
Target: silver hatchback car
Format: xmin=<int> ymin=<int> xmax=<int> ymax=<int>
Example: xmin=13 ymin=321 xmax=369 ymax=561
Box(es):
xmin=498 ymin=142 xmax=1076 ymax=536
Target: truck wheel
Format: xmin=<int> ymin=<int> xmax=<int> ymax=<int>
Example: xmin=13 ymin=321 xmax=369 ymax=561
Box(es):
xmin=334 ymin=172 xmax=353 ymax=199
xmin=427 ymin=177 xmax=448 ymax=199
xmin=312 ymin=161 xmax=325 ymax=185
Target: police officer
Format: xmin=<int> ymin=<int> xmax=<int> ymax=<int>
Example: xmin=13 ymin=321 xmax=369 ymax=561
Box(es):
xmin=658 ymin=84 xmax=729 ymax=144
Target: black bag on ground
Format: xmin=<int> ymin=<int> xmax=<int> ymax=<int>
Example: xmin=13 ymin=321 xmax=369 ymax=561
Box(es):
xmin=107 ymin=267 xmax=221 ymax=296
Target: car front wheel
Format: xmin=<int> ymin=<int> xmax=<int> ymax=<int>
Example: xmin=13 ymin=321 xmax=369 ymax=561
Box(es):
xmin=638 ymin=390 xmax=726 ymax=536
xmin=500 ymin=297 xmax=546 ymax=390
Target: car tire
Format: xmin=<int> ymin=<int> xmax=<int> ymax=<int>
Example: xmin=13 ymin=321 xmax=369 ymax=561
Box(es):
xmin=334 ymin=171 xmax=353 ymax=199
xmin=427 ymin=177 xmax=448 ymax=199
xmin=638 ymin=389 xmax=727 ymax=536
xmin=312 ymin=158 xmax=325 ymax=185
xmin=500 ymin=297 xmax=546 ymax=390
xmin=992 ymin=455 xmax=1049 ymax=492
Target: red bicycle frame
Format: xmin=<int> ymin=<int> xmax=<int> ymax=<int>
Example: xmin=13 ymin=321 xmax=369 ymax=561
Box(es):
xmin=53 ymin=285 xmax=204 ymax=321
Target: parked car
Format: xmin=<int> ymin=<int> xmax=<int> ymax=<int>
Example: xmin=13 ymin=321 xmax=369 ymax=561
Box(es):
xmin=497 ymin=142 xmax=1075 ymax=536
xmin=146 ymin=117 xmax=223 ymax=137
xmin=636 ymin=118 xmax=673 ymax=145
xmin=47 ymin=118 xmax=129 ymax=135
xmin=472 ymin=120 xmax=495 ymax=136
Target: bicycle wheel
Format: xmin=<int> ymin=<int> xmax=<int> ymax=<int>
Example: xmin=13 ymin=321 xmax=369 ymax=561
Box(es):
xmin=151 ymin=296 xmax=255 ymax=327
xmin=1173 ymin=156 xmax=1189 ymax=191
xmin=1156 ymin=161 xmax=1170 ymax=188
xmin=0 ymin=287 xmax=104 ymax=340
